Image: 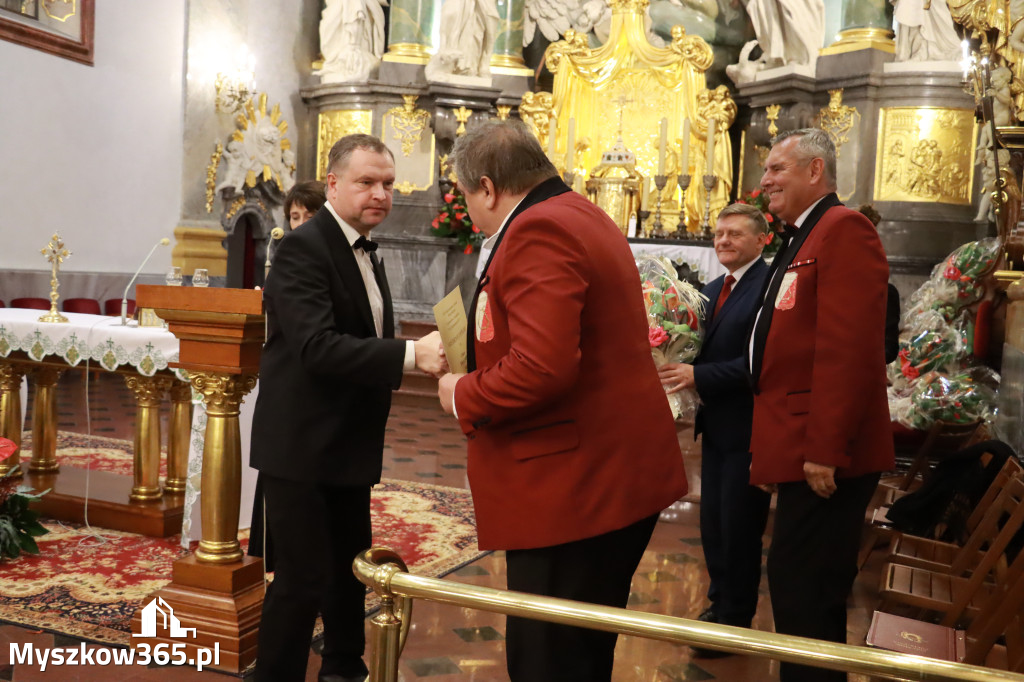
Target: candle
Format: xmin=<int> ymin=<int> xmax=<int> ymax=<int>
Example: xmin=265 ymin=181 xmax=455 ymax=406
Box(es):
xmin=643 ymin=176 xmax=651 ymax=205
xmin=566 ymin=118 xmax=576 ymax=174
xmin=961 ymin=40 xmax=970 ymax=80
xmin=705 ymin=117 xmax=716 ymax=172
xmin=547 ymin=117 xmax=557 ymax=158
xmin=681 ymin=118 xmax=691 ymax=175
xmin=657 ymin=117 xmax=668 ymax=176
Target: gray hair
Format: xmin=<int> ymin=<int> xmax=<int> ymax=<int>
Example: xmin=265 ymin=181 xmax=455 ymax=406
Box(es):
xmin=717 ymin=202 xmax=771 ymax=235
xmin=326 ymin=134 xmax=394 ymax=177
xmin=451 ymin=119 xmax=558 ymax=194
xmin=771 ymin=128 xmax=837 ymax=189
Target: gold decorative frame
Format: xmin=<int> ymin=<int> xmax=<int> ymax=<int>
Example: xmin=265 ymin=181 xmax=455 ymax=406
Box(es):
xmin=0 ymin=0 xmax=94 ymax=65
xmin=316 ymin=110 xmax=374 ymax=180
xmin=873 ymin=106 xmax=977 ymax=205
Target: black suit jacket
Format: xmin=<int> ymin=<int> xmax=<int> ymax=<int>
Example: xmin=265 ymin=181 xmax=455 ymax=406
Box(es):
xmin=693 ymin=258 xmax=769 ymax=454
xmin=249 ymin=206 xmax=406 ymax=486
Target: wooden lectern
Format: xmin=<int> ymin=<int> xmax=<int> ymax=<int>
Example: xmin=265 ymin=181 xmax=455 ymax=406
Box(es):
xmin=130 ymin=285 xmax=265 ymax=673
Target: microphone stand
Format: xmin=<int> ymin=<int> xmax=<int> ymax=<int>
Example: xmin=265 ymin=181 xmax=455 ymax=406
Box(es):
xmin=122 ymin=238 xmax=170 ymax=326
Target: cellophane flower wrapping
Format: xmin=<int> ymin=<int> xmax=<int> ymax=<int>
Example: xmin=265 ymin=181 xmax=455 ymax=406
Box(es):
xmin=888 ymin=238 xmax=1001 ymax=429
xmin=637 ymin=255 xmax=708 ymax=422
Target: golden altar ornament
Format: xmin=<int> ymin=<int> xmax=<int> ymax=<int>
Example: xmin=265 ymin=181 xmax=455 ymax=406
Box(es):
xmin=38 ymin=233 xmax=71 ymax=324
xmin=586 ymin=137 xmax=644 ymax=235
xmin=527 ymin=0 xmax=734 ymax=233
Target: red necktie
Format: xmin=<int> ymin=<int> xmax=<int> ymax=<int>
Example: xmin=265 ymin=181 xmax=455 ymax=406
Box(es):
xmin=714 ymin=275 xmax=735 ymax=316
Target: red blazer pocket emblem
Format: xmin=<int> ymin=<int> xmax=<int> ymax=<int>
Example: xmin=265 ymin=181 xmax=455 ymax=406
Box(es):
xmin=775 ymin=271 xmax=798 ymax=310
xmin=476 ymin=291 xmax=494 ymax=342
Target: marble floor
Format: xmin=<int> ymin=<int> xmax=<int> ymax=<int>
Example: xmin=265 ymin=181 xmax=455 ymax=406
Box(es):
xmin=1 ymin=371 xmax=892 ymax=681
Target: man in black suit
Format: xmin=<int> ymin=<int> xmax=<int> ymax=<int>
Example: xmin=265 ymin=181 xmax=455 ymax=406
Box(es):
xmin=249 ymin=134 xmax=444 ymax=682
xmin=659 ymin=203 xmax=772 ymax=649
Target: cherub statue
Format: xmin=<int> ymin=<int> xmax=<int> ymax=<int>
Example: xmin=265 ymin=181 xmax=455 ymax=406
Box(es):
xmin=216 ymin=140 xmax=249 ymax=197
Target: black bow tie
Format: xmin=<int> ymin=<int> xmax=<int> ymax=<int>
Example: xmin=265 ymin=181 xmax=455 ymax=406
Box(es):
xmin=781 ymin=223 xmax=799 ymax=241
xmin=353 ymin=236 xmax=378 ymax=253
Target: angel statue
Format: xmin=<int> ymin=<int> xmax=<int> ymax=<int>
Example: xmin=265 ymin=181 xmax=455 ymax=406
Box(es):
xmin=316 ymin=0 xmax=388 ymax=83
xmin=892 ymin=0 xmax=961 ymax=62
xmin=742 ymin=0 xmax=824 ymax=68
xmin=426 ymin=0 xmax=500 ymax=81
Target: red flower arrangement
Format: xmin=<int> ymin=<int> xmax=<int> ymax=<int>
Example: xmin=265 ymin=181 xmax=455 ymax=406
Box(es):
xmin=735 ymin=188 xmax=782 ymax=256
xmin=431 ymin=189 xmax=484 ymax=254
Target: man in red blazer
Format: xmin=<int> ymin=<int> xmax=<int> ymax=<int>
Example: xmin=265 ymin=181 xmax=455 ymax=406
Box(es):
xmin=748 ymin=129 xmax=894 ymax=681
xmin=437 ymin=120 xmax=688 ymax=682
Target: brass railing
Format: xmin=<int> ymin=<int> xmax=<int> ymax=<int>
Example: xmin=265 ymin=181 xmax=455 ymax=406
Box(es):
xmin=354 ymin=547 xmax=1024 ymax=682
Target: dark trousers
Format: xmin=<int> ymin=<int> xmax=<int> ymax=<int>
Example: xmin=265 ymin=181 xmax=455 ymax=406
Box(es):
xmin=767 ymin=472 xmax=880 ymax=682
xmin=504 ymin=513 xmax=659 ymax=682
xmin=699 ymin=443 xmax=771 ymax=626
xmin=254 ymin=475 xmax=372 ymax=682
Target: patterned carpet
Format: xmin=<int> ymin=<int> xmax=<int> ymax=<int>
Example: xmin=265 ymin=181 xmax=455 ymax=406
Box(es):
xmin=1 ymin=432 xmax=486 ymax=646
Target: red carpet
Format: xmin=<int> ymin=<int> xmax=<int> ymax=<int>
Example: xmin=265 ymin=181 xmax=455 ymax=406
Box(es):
xmin=3 ymin=433 xmax=485 ymax=646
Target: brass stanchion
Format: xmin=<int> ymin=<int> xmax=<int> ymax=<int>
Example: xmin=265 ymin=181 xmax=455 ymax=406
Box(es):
xmin=125 ymin=375 xmax=171 ymax=501
xmin=189 ymin=371 xmax=257 ymax=564
xmin=0 ymin=363 xmax=26 ymax=479
xmin=29 ymin=366 xmax=63 ymax=473
xmin=164 ymin=380 xmax=192 ymax=494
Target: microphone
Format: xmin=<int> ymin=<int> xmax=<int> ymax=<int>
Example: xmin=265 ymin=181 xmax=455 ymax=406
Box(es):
xmin=122 ymin=238 xmax=170 ymax=326
xmin=264 ymin=227 xmax=285 ymax=279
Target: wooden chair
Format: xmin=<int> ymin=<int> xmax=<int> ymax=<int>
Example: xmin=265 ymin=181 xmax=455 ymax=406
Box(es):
xmin=10 ymin=297 xmax=50 ymax=310
xmin=878 ymin=476 xmax=1024 ymax=627
xmin=104 ymin=298 xmax=135 ymax=317
xmin=63 ymin=298 xmax=102 ymax=315
xmin=868 ymin=538 xmax=1024 ymax=668
xmin=884 ymin=457 xmax=1023 ymax=575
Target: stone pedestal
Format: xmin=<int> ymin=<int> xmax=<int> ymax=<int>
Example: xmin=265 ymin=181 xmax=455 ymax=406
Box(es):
xmin=735 ymin=49 xmax=977 ymax=285
xmin=377 ymin=234 xmax=480 ymax=323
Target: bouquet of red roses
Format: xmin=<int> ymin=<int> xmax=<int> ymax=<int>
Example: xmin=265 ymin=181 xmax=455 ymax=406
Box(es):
xmin=637 ymin=255 xmax=708 ymax=421
xmin=431 ymin=189 xmax=484 ymax=254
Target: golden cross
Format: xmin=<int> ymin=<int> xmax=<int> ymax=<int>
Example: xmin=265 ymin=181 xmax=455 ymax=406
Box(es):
xmin=40 ymin=233 xmax=71 ymax=268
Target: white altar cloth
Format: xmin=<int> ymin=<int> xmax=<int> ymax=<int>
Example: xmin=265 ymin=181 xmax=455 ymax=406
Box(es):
xmin=628 ymin=243 xmax=726 ymax=284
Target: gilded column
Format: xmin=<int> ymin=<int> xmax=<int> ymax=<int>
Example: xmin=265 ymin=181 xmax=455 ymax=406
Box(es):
xmin=29 ymin=366 xmax=63 ymax=473
xmin=491 ymin=0 xmax=527 ymax=69
xmin=382 ymin=0 xmax=438 ymax=64
xmin=821 ymin=0 xmax=894 ymax=54
xmin=0 ymin=363 xmax=26 ymax=478
xmin=190 ymin=371 xmax=257 ymax=564
xmin=164 ymin=380 xmax=193 ymax=494
xmin=125 ymin=375 xmax=172 ymax=501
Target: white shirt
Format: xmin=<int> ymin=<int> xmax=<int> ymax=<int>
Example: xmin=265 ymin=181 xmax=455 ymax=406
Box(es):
xmin=726 ymin=256 xmax=759 ymax=286
xmin=747 ymin=195 xmax=827 ymax=368
xmin=325 ymin=202 xmax=415 ymax=370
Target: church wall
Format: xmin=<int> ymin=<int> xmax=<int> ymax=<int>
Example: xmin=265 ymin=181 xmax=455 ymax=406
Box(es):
xmin=0 ymin=0 xmax=186 ymax=282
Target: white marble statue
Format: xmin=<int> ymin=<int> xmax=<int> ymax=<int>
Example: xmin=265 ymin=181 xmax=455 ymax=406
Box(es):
xmin=726 ymin=39 xmax=767 ymax=84
xmin=976 ymin=148 xmax=1010 ymax=222
xmin=892 ymin=0 xmax=961 ymax=62
xmin=216 ymin=124 xmax=297 ymax=198
xmin=216 ymin=140 xmax=249 ymax=196
xmin=316 ymin=0 xmax=388 ymax=84
xmin=742 ymin=0 xmax=825 ymax=68
xmin=975 ymin=65 xmax=1014 ymax=175
xmin=426 ymin=0 xmax=500 ymax=82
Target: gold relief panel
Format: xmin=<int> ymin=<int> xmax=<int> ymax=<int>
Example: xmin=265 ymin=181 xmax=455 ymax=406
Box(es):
xmin=382 ymin=97 xmax=435 ymax=195
xmin=317 ymin=110 xmax=373 ymax=180
xmin=874 ymin=107 xmax=977 ymax=205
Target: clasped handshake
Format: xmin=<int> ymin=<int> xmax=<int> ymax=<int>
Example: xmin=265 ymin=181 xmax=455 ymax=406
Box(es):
xmin=413 ymin=331 xmax=448 ymax=377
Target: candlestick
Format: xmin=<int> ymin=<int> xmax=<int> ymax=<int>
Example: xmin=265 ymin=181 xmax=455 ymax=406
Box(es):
xmin=700 ymin=174 xmax=717 ymax=239
xmin=675 ymin=173 xmax=692 ymax=238
xmin=705 ymin=117 xmax=716 ymax=172
xmin=681 ymin=118 xmax=691 ymax=175
xmin=547 ymin=117 xmax=557 ymax=159
xmin=565 ymin=118 xmax=576 ymax=181
xmin=658 ymin=118 xmax=667 ymax=176
xmin=638 ymin=209 xmax=651 ymax=238
xmin=652 ymin=174 xmax=667 ymax=239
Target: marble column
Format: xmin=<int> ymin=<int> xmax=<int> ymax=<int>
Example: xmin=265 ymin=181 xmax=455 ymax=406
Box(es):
xmin=491 ymin=0 xmax=526 ymax=69
xmin=383 ymin=0 xmax=439 ymax=64
xmin=821 ymin=0 xmax=894 ymax=54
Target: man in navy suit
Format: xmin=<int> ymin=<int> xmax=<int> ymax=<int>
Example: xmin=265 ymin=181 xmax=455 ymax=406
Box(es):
xmin=659 ymin=202 xmax=772 ymax=651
